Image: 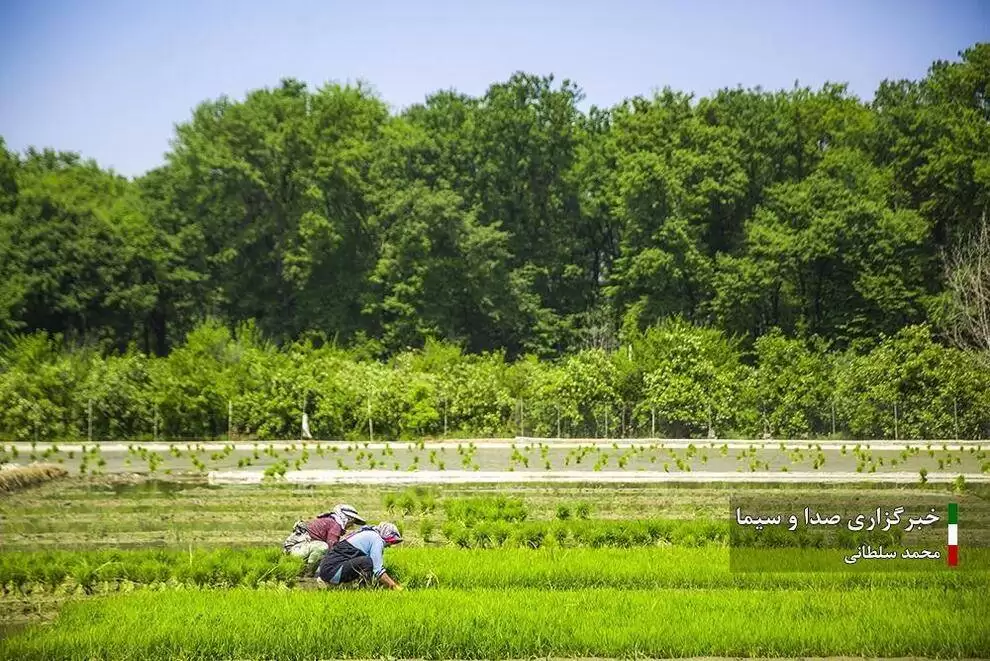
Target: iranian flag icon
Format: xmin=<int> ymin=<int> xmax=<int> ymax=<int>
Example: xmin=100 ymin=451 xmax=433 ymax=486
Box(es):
xmin=947 ymin=503 xmax=958 ymax=567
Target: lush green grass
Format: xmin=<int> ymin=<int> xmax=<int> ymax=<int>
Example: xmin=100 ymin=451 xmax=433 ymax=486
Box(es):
xmin=388 ymin=547 xmax=990 ymax=589
xmin=4 ymin=546 xmax=986 ymax=596
xmin=3 ymin=587 xmax=987 ymax=659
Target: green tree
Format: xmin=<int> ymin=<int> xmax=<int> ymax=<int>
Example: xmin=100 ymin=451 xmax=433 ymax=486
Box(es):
xmin=714 ymin=148 xmax=929 ymax=341
xmin=0 ymin=150 xmax=159 ymax=350
xmin=835 ymin=325 xmax=990 ymax=439
xmin=635 ymin=319 xmax=752 ymax=437
xmin=749 ymin=330 xmax=832 ymax=438
xmin=160 ymin=79 xmax=388 ymax=343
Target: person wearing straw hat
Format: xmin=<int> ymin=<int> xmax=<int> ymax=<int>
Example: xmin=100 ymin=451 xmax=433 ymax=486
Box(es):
xmin=317 ymin=522 xmax=404 ymax=590
xmin=283 ymin=504 xmax=366 ymax=570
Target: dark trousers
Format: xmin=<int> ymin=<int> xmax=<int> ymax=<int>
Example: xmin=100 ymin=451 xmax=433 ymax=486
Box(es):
xmin=318 ymin=541 xmax=373 ymax=584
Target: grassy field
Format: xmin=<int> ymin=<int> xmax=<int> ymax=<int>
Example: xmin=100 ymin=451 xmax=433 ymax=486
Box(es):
xmin=1 ymin=475 xmax=986 ymax=658
xmin=2 ymin=587 xmax=987 ymax=659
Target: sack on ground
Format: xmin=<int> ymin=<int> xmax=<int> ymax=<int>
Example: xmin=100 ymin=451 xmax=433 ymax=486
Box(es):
xmin=282 ymin=520 xmax=311 ymax=552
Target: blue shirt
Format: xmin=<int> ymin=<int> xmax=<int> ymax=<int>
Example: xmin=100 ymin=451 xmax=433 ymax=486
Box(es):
xmin=340 ymin=529 xmax=386 ymax=578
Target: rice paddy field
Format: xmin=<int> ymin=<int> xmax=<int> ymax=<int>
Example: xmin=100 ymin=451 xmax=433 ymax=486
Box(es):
xmin=2 ymin=439 xmax=989 ymax=659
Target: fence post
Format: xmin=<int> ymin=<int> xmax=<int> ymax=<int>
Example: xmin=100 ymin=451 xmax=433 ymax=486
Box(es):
xmin=367 ymin=392 xmax=374 ymax=443
xmin=153 ymin=404 xmax=159 ymax=442
xmin=831 ymin=399 xmax=836 ymax=436
xmin=893 ymin=401 xmax=899 ymax=441
xmin=443 ymin=398 xmax=448 ymax=439
xmin=228 ymin=400 xmax=233 ymax=442
xmin=604 ymin=408 xmax=609 ymax=439
xmin=87 ymin=399 xmax=93 ymax=444
xmin=556 ymin=407 xmax=561 ymax=439
xmin=651 ymin=406 xmax=656 ymax=439
xmin=954 ymin=397 xmax=959 ymax=440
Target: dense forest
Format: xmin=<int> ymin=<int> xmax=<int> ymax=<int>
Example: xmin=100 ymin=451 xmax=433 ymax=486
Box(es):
xmin=0 ymin=44 xmax=987 ymax=441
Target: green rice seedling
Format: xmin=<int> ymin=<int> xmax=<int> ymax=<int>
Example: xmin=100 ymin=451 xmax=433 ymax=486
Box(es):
xmin=397 ymin=492 xmax=417 ymax=516
xmin=513 ymin=524 xmax=546 ymax=549
xmin=419 ymin=518 xmax=436 ymax=542
xmin=471 ymin=522 xmax=498 ymax=548
xmin=444 ymin=524 xmax=472 ymax=549
xmin=418 ymin=489 xmax=437 ymax=513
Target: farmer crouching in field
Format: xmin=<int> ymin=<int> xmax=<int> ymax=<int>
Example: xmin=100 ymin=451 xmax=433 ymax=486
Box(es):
xmin=317 ymin=522 xmax=404 ymax=591
xmin=282 ymin=504 xmax=366 ymax=571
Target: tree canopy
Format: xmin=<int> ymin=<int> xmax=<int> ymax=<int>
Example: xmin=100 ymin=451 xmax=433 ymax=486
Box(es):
xmin=1 ymin=44 xmax=988 ymax=361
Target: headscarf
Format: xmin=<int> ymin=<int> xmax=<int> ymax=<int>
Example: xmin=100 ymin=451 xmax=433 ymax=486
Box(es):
xmin=317 ymin=503 xmax=365 ymax=529
xmin=374 ymin=521 xmax=403 ymax=545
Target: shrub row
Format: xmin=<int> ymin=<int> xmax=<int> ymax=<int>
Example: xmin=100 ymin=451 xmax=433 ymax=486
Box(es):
xmin=2 ymin=322 xmax=989 ymax=442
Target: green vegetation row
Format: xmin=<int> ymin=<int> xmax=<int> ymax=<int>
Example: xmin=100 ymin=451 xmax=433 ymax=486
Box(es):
xmin=6 ymin=547 xmax=985 ymax=596
xmin=0 ymin=464 xmax=67 ymax=492
xmin=0 ymin=515 xmax=725 ymax=549
xmin=2 ymin=320 xmax=989 ymax=444
xmin=0 ymin=548 xmax=303 ymax=594
xmin=436 ymin=517 xmax=726 ymax=548
xmin=3 ymin=587 xmax=987 ymax=660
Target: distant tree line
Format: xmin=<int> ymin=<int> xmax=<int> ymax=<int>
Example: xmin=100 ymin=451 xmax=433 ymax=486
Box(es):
xmin=0 ymin=45 xmax=988 ymax=440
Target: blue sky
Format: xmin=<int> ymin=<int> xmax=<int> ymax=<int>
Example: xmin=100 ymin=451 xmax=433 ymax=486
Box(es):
xmin=1 ymin=0 xmax=986 ymax=177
